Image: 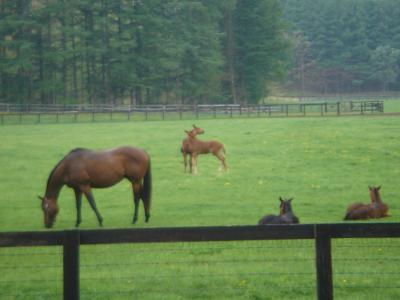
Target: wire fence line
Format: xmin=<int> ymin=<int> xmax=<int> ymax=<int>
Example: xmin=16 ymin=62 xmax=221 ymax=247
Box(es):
xmin=1 ymin=224 xmax=400 ymax=299
xmin=0 ymin=100 xmax=384 ymax=125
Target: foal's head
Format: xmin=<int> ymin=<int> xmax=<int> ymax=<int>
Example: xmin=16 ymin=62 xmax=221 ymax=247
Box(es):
xmin=279 ymin=197 xmax=293 ymax=215
xmin=369 ymin=186 xmax=382 ymax=204
xmin=190 ymin=124 xmax=205 ymax=136
xmin=39 ymin=196 xmax=59 ymax=228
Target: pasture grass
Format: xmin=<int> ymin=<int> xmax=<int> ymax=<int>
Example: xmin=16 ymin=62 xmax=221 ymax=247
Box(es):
xmin=0 ymin=115 xmax=400 ymax=299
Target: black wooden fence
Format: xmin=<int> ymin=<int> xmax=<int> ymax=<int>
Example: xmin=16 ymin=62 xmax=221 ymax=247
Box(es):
xmin=0 ymin=101 xmax=384 ymax=124
xmin=1 ymin=223 xmax=399 ymax=300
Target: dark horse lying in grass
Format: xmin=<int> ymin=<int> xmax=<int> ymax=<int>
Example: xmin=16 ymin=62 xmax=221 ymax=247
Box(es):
xmin=258 ymin=197 xmax=300 ymax=225
xmin=344 ymin=186 xmax=389 ymax=220
xmin=39 ymin=146 xmax=152 ymax=228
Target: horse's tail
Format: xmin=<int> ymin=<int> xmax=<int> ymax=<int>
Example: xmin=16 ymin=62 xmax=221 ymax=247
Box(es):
xmin=142 ymin=159 xmax=152 ymax=221
xmin=221 ymin=145 xmax=226 ymax=154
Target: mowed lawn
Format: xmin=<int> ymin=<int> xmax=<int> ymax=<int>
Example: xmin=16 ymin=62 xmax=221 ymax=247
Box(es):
xmin=0 ymin=116 xmax=400 ymax=299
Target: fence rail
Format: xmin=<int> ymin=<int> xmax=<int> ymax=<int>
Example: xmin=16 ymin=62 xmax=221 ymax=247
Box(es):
xmin=1 ymin=223 xmax=400 ymax=300
xmin=0 ymin=101 xmax=384 ymax=124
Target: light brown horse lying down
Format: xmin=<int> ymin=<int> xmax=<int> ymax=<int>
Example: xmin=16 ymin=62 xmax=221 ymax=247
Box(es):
xmin=344 ymin=186 xmax=389 ymax=220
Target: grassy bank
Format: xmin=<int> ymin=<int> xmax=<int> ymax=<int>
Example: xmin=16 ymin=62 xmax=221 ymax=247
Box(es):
xmin=0 ymin=116 xmax=399 ymax=299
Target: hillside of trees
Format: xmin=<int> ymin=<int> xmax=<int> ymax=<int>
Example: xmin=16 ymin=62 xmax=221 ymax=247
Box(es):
xmin=1 ymin=0 xmax=400 ymax=106
xmin=0 ymin=0 xmax=287 ymax=105
xmin=282 ymin=0 xmax=400 ymax=95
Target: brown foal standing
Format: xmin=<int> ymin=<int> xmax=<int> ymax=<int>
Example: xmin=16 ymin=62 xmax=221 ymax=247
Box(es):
xmin=183 ymin=127 xmax=227 ymax=174
xmin=181 ymin=125 xmax=205 ymax=173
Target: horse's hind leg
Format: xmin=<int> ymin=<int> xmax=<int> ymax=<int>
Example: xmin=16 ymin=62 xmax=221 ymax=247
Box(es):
xmin=132 ymin=182 xmax=141 ymax=224
xmin=214 ymin=151 xmax=227 ymax=171
xmin=74 ymin=188 xmax=82 ymax=227
xmin=81 ymin=185 xmax=103 ymax=226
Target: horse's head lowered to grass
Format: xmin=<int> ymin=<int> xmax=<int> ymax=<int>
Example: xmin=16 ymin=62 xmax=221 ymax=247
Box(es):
xmin=39 ymin=195 xmax=59 ymax=228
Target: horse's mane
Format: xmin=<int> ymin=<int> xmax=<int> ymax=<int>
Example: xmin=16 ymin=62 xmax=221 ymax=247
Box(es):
xmin=46 ymin=148 xmax=87 ymax=191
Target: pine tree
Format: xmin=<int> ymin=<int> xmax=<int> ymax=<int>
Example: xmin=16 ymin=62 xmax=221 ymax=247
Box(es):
xmin=233 ymin=0 xmax=288 ymax=103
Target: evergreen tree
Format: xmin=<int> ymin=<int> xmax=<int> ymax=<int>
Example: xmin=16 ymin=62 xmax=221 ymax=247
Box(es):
xmin=233 ymin=0 xmax=288 ymax=103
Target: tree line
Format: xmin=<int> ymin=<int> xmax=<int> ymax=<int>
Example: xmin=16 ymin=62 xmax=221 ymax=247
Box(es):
xmin=2 ymin=0 xmax=399 ymax=106
xmin=0 ymin=0 xmax=287 ymax=105
xmin=282 ymin=0 xmax=400 ymax=94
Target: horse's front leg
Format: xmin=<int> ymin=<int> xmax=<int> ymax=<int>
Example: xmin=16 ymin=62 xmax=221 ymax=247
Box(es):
xmin=183 ymin=152 xmax=188 ymax=173
xmin=80 ymin=185 xmax=103 ymax=226
xmin=132 ymin=182 xmax=140 ymax=224
xmin=74 ymin=188 xmax=82 ymax=227
xmin=192 ymin=154 xmax=198 ymax=174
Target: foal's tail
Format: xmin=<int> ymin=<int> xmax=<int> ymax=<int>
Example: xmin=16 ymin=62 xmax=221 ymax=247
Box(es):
xmin=142 ymin=159 xmax=152 ymax=221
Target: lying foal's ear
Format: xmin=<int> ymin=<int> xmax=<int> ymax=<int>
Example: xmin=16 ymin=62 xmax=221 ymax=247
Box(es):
xmin=279 ymin=197 xmax=283 ymax=202
xmin=38 ymin=196 xmax=44 ymax=201
xmin=377 ymin=185 xmax=382 ymax=190
xmin=289 ymin=198 xmax=293 ymax=202
xmin=192 ymin=124 xmax=197 ymax=128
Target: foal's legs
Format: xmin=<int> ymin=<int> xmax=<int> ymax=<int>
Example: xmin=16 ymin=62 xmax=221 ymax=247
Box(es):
xmin=80 ymin=185 xmax=103 ymax=226
xmin=183 ymin=152 xmax=188 ymax=173
xmin=191 ymin=154 xmax=198 ymax=174
xmin=214 ymin=150 xmax=227 ymax=171
xmin=74 ymin=188 xmax=82 ymax=227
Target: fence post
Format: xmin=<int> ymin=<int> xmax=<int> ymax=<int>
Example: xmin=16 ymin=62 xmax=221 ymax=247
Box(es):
xmin=63 ymin=230 xmax=80 ymax=300
xmin=315 ymin=225 xmax=333 ymax=300
xmin=337 ymin=102 xmax=340 ymax=116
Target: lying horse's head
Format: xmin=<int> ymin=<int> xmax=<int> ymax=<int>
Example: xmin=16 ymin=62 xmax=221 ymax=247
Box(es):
xmin=39 ymin=196 xmax=59 ymax=228
xmin=369 ymin=186 xmax=382 ymax=203
xmin=279 ymin=197 xmax=293 ymax=215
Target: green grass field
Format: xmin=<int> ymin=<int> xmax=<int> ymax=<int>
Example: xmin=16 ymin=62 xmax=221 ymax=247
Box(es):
xmin=1 ymin=115 xmax=400 ymax=299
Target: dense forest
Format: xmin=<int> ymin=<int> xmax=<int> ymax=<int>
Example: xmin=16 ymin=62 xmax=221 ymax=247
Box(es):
xmin=0 ymin=0 xmax=287 ymax=105
xmin=1 ymin=0 xmax=400 ymax=105
xmin=282 ymin=0 xmax=400 ymax=94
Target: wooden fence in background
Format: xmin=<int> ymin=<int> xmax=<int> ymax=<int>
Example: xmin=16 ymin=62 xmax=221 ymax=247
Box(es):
xmin=0 ymin=100 xmax=384 ymax=124
xmin=1 ymin=223 xmax=400 ymax=300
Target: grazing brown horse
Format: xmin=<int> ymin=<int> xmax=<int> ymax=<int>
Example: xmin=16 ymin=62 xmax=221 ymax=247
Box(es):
xmin=181 ymin=124 xmax=205 ymax=173
xmin=258 ymin=197 xmax=300 ymax=225
xmin=39 ymin=146 xmax=152 ymax=228
xmin=344 ymin=186 xmax=389 ymax=220
xmin=183 ymin=127 xmax=227 ymax=174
